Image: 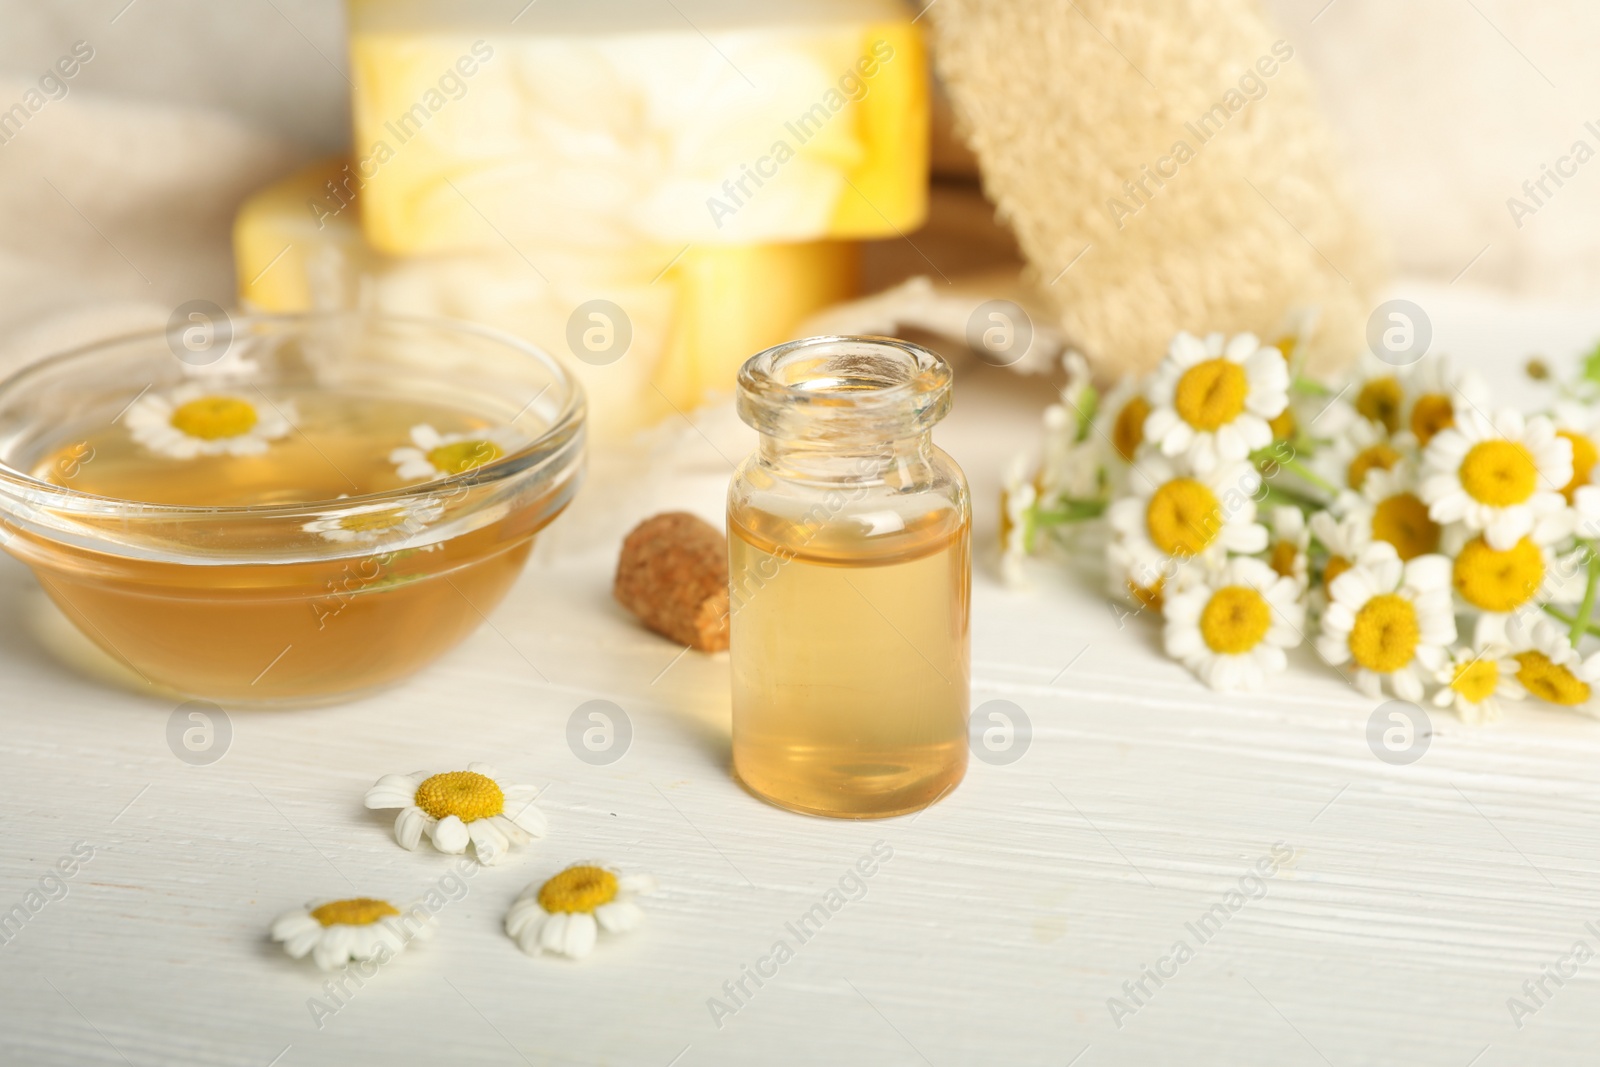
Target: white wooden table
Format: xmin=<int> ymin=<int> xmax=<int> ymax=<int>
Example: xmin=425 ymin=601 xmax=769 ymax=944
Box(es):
xmin=3 ymin=283 xmax=1600 ymax=1067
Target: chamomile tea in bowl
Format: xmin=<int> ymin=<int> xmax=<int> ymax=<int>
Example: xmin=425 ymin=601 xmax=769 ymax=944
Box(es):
xmin=0 ymin=312 xmax=584 ymax=706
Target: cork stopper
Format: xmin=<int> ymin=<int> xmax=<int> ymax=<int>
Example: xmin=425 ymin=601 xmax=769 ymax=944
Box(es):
xmin=613 ymin=512 xmax=730 ymax=652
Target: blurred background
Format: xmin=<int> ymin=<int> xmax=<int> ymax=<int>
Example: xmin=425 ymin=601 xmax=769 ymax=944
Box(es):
xmin=0 ymin=0 xmax=1595 ymax=409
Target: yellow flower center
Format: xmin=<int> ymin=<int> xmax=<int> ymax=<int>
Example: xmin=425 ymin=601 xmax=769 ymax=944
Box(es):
xmin=1452 ymin=535 xmax=1543 ymax=612
xmin=310 ymin=898 xmax=399 ymax=927
xmin=427 ymin=439 xmax=503 ymax=475
xmin=1356 ymin=376 xmax=1402 ymax=433
xmin=1128 ymin=577 xmax=1164 ymax=612
xmin=413 ymin=771 xmax=504 ymax=822
xmin=537 ymin=865 xmax=619 ymax=914
xmin=1323 ymin=554 xmax=1353 ymax=590
xmin=1269 ymin=538 xmax=1301 ymax=578
xmin=1346 ymin=443 xmax=1401 ymax=491
xmin=342 ymin=508 xmax=410 ymax=534
xmin=1450 ymin=658 xmax=1500 ymax=704
xmin=1410 ymin=393 xmax=1455 ymax=446
xmin=1199 ymin=585 xmax=1273 ymax=654
xmin=1173 ymin=358 xmax=1249 ymax=432
xmin=1347 ymin=593 xmax=1420 ymax=674
xmin=1370 ymin=492 xmax=1440 ymax=561
xmin=1558 ymin=430 xmax=1597 ymax=501
xmin=1514 ymin=651 xmax=1591 ymax=706
xmin=1112 ymin=396 xmax=1150 ymax=462
xmin=169 ymin=396 xmax=258 ymax=440
xmin=1146 ymin=478 xmax=1221 ymax=558
xmin=1268 ymin=405 xmax=1296 ymax=443
xmin=1458 ymin=440 xmax=1537 ymax=507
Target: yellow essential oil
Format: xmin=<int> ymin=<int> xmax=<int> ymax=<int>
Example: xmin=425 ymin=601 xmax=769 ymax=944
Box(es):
xmin=728 ymin=336 xmax=971 ymax=818
xmin=16 ymin=390 xmax=558 ymax=705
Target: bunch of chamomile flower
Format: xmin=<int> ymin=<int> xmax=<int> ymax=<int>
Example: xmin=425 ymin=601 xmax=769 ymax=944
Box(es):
xmin=1002 ymin=326 xmax=1600 ymax=723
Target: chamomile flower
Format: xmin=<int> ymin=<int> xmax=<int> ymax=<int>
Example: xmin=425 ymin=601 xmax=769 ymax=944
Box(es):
xmin=1265 ymin=506 xmax=1309 ymax=586
xmin=1440 ymin=522 xmax=1572 ymax=645
xmin=1095 ymin=375 xmax=1151 ymax=465
xmin=1315 ymin=541 xmax=1456 ymax=700
xmin=1357 ymin=466 xmax=1442 ymax=562
xmin=1162 ymin=556 xmax=1305 ymax=691
xmin=1038 ymin=404 xmax=1103 ymax=501
xmin=271 ymin=897 xmax=435 ymax=971
xmin=301 ymin=497 xmax=445 ymax=545
xmin=1106 ymin=539 xmax=1192 ymax=614
xmin=1421 ymin=408 xmax=1572 ymax=550
xmin=999 ymin=455 xmax=1038 ymax=588
xmin=1314 ymin=415 xmax=1406 ymax=494
xmin=1351 ymin=370 xmax=1404 ymax=434
xmin=1506 ymin=614 xmax=1600 ymax=712
xmin=505 ymin=863 xmax=656 ymax=960
xmin=1431 ymin=642 xmax=1524 ymax=725
xmin=1400 ymin=356 xmax=1489 ymax=447
xmin=1107 ymin=455 xmax=1268 ymax=571
xmin=124 ymin=383 xmax=292 ymax=459
xmin=1142 ymin=331 xmax=1289 ymax=473
xmin=1551 ymin=400 xmax=1600 ymax=503
xmin=364 ymin=763 xmax=547 ymax=866
xmin=390 ymin=424 xmax=526 ymax=482
xmin=1309 ymin=508 xmax=1371 ymax=594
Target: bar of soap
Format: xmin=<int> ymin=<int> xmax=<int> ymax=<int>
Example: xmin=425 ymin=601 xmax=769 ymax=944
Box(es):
xmin=614 ymin=512 xmax=730 ymax=652
xmin=345 ymin=0 xmax=927 ymax=255
xmin=232 ymin=158 xmax=860 ymax=441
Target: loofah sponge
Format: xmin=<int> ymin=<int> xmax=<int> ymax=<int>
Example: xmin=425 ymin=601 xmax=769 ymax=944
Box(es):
xmin=924 ymin=0 xmax=1387 ymax=378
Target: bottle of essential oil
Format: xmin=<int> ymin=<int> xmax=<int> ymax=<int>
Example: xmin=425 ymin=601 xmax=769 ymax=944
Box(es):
xmin=728 ymin=336 xmax=971 ymax=818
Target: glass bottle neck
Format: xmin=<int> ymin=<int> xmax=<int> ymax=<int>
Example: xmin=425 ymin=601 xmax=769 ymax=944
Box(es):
xmin=756 ymin=430 xmax=936 ymax=486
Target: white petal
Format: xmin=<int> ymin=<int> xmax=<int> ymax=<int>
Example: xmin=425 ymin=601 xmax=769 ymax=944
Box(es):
xmin=431 ymin=815 xmax=470 ymax=854
xmin=364 ymin=774 xmax=421 ymax=809
xmin=468 ymin=819 xmax=511 ymax=865
xmin=539 ymin=912 xmax=572 ymax=955
xmin=271 ymin=911 xmax=319 ymax=942
xmin=395 ymin=807 xmax=427 ymax=851
xmin=561 ymin=913 xmax=598 ymax=959
xmin=595 ymin=900 xmax=644 ymax=934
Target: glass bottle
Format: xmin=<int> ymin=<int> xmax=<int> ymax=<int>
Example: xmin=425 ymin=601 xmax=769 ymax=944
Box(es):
xmin=727 ymin=336 xmax=971 ymax=818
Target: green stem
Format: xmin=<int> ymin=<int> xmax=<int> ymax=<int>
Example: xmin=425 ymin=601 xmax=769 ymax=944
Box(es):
xmin=1260 ymin=483 xmax=1322 ymax=513
xmin=1279 ymin=456 xmax=1340 ymax=496
xmin=1543 ymin=604 xmax=1600 ymax=637
xmin=1570 ymin=553 xmax=1600 ymax=645
xmin=1033 ymin=499 xmax=1107 ymax=524
xmin=1291 ymin=375 xmax=1332 ymax=397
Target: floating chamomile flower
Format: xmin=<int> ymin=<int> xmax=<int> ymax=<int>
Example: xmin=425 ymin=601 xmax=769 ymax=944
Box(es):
xmin=124 ymin=383 xmax=292 ymax=459
xmin=1142 ymin=331 xmax=1289 ymax=474
xmin=1107 ymin=455 xmax=1268 ymax=571
xmin=1506 ymin=614 xmax=1600 ymax=711
xmin=505 ymin=863 xmax=656 ymax=960
xmin=1431 ymin=641 xmax=1524 ymax=725
xmin=1420 ymin=408 xmax=1572 ymax=550
xmin=271 ymin=897 xmax=434 ymax=971
xmin=1315 ymin=541 xmax=1456 ymax=700
xmin=391 ymin=424 xmax=526 ymax=482
xmin=302 ymin=498 xmax=444 ymax=544
xmin=1162 ymin=557 xmax=1304 ymax=691
xmin=364 ymin=763 xmax=547 ymax=865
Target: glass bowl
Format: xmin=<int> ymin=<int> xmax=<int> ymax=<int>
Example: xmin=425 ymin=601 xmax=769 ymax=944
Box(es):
xmin=0 ymin=312 xmax=584 ymax=706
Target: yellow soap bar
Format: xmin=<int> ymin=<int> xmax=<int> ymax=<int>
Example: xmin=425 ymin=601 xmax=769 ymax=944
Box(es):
xmin=233 ymin=159 xmax=860 ymax=441
xmin=344 ymin=0 xmax=927 ymax=256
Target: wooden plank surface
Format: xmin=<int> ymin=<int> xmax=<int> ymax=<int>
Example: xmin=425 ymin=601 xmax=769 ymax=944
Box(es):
xmin=2 ymin=284 xmax=1599 ymax=1066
